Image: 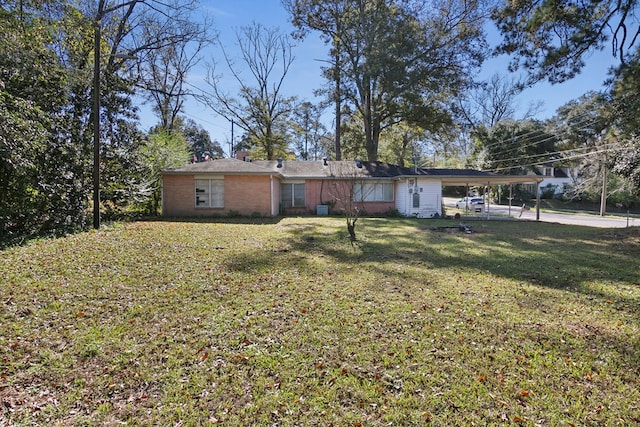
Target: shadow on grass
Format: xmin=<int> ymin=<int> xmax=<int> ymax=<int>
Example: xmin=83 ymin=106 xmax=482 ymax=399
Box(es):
xmin=275 ymin=218 xmax=640 ymax=311
xmin=215 ymin=217 xmax=640 ymax=391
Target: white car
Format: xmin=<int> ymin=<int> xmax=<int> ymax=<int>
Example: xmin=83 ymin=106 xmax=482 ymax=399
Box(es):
xmin=456 ymin=197 xmax=484 ymax=211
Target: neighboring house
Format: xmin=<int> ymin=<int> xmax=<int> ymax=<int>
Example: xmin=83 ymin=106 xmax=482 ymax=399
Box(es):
xmin=537 ymin=165 xmax=577 ymax=196
xmin=161 ymin=158 xmax=542 ymax=218
xmin=521 ymin=164 xmax=578 ymax=196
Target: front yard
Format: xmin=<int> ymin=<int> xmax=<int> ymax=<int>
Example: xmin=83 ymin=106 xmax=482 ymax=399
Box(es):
xmin=1 ymin=218 xmax=639 ymax=425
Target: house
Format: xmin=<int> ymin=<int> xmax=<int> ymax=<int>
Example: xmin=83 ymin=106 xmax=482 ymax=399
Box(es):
xmin=536 ymin=164 xmax=577 ymax=196
xmin=161 ymin=158 xmax=542 ymax=218
xmin=517 ymin=163 xmax=578 ymax=197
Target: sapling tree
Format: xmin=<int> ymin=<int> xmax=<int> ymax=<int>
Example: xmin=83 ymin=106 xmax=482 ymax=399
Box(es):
xmin=327 ymin=161 xmax=374 ymax=242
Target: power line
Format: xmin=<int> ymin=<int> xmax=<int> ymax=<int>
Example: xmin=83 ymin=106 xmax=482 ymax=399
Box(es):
xmin=486 ymin=141 xmax=619 ymax=165
xmin=478 ymin=113 xmax=601 ymax=153
xmin=477 ymin=108 xmax=604 ymax=149
xmin=476 ymin=116 xmax=607 ymax=165
xmin=486 ymin=145 xmax=631 ymax=173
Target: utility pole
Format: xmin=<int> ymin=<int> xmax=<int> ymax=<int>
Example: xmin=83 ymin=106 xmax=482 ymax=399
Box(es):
xmin=334 ymin=49 xmax=342 ymax=161
xmin=230 ymin=120 xmax=234 ymax=158
xmin=93 ymin=19 xmax=101 ymax=229
xmin=600 ymin=162 xmax=608 ymax=216
xmin=304 ymin=107 xmax=309 ymax=160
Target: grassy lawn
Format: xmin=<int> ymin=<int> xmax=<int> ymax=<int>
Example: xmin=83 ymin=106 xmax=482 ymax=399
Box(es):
xmin=1 ymin=217 xmax=639 ymax=426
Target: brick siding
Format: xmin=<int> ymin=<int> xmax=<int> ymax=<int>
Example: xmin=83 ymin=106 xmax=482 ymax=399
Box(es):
xmin=162 ymin=174 xmax=273 ymax=217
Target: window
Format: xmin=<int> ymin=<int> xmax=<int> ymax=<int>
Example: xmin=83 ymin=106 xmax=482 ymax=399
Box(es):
xmin=354 ymin=182 xmax=394 ymax=202
xmin=282 ymin=182 xmax=305 ymax=208
xmin=195 ymin=178 xmax=224 ymax=208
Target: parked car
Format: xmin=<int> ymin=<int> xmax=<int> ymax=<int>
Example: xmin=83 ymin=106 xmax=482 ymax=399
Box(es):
xmin=456 ymin=197 xmax=484 ymax=211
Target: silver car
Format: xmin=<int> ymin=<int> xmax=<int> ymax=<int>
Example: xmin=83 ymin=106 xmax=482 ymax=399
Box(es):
xmin=456 ymin=197 xmax=484 ymax=211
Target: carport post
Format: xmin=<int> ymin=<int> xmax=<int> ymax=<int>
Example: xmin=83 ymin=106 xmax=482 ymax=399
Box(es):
xmin=465 ymin=183 xmax=469 ymax=210
xmin=536 ymin=183 xmax=541 ymax=221
xmin=486 ymin=182 xmax=490 ymax=219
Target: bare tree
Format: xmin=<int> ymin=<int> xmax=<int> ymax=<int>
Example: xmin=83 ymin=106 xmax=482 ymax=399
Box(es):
xmin=138 ymin=18 xmax=213 ymax=131
xmin=327 ymin=161 xmax=375 ymax=242
xmin=456 ymin=73 xmax=544 ymax=131
xmin=450 ymin=73 xmax=544 ymax=167
xmin=90 ymin=0 xmax=203 ymax=79
xmin=202 ymin=23 xmax=297 ymax=160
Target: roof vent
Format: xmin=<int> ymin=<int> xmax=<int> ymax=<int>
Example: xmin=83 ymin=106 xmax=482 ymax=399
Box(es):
xmin=355 ymin=158 xmax=363 ymax=168
xmin=277 ymin=158 xmax=283 ymax=168
xmin=323 ymin=157 xmax=328 ymax=166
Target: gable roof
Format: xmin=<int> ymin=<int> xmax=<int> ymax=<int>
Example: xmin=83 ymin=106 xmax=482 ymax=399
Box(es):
xmin=162 ymin=158 xmax=543 ymax=185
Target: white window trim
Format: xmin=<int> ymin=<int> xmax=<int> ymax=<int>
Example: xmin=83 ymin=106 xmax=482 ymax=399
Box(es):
xmin=281 ymin=181 xmax=306 ymax=208
xmin=354 ymin=181 xmax=394 ymax=202
xmin=195 ymin=177 xmax=224 ymax=208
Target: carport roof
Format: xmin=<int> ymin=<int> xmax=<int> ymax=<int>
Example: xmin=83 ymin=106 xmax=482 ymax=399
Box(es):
xmin=427 ymin=171 xmax=544 ymax=186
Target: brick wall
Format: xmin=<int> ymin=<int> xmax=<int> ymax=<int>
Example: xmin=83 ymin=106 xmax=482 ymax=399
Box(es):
xmin=162 ymin=175 xmax=195 ymax=217
xmin=162 ymin=174 xmax=274 ymax=217
xmin=304 ymin=179 xmax=394 ymax=215
xmin=225 ymin=175 xmax=272 ymax=216
xmin=162 ymin=174 xmax=395 ymax=217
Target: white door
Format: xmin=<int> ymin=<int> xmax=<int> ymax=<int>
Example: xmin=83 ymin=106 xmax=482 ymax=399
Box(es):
xmin=407 ymin=179 xmax=421 ymax=216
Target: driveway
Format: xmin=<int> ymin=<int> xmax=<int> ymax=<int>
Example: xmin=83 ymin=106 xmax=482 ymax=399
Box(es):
xmin=443 ymin=197 xmax=639 ymax=228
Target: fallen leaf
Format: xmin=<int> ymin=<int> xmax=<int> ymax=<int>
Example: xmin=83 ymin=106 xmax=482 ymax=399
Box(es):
xmin=233 ymin=353 xmax=249 ymax=362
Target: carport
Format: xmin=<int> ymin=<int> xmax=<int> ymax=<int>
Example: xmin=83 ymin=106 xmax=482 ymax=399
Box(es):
xmin=436 ymin=172 xmax=545 ymax=220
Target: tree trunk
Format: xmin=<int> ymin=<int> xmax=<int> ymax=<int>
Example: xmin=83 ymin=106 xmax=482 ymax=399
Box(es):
xmin=365 ymin=118 xmax=380 ymax=161
xmin=347 ymin=217 xmax=357 ymax=241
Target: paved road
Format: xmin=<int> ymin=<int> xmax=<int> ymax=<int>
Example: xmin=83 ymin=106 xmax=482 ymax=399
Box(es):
xmin=443 ymin=197 xmax=639 ymax=228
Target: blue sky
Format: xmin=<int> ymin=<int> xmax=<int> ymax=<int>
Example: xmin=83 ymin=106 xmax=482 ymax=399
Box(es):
xmin=137 ymin=0 xmax=617 ymax=155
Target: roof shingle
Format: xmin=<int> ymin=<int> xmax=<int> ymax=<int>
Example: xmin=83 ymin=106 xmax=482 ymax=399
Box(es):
xmin=162 ymin=158 xmax=542 ymax=185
